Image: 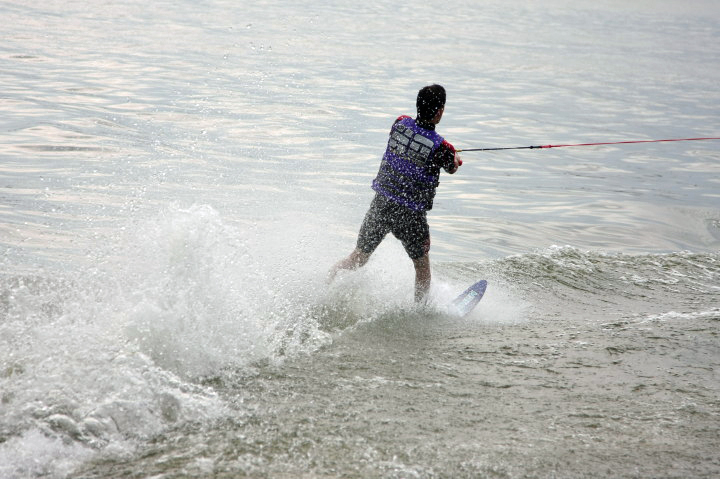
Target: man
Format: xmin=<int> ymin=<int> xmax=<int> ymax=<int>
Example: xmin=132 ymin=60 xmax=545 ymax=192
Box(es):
xmin=329 ymin=84 xmax=462 ymax=302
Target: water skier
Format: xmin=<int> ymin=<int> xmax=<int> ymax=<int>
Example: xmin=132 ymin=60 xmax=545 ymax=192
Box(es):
xmin=329 ymin=84 xmax=462 ymax=302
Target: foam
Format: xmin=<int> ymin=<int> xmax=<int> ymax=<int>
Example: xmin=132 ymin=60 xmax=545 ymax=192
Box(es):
xmin=0 ymin=204 xmax=336 ymax=476
xmin=0 ymin=429 xmax=93 ymax=479
xmin=638 ymin=308 xmax=720 ymax=323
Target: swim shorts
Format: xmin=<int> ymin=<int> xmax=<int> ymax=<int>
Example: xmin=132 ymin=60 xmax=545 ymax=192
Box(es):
xmin=356 ymin=194 xmax=430 ymax=260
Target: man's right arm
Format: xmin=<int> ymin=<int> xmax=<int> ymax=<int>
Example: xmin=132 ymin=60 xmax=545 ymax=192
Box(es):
xmin=439 ymin=140 xmax=462 ymax=174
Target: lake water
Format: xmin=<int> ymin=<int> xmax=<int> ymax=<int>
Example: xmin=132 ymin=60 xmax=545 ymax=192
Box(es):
xmin=1 ymin=1 xmax=719 ymax=477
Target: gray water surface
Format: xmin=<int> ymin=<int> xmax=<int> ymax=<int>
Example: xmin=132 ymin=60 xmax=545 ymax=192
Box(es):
xmin=1 ymin=1 xmax=719 ymax=477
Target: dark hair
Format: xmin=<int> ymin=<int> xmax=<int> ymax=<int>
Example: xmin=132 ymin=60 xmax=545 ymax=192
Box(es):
xmin=416 ymin=84 xmax=446 ymax=121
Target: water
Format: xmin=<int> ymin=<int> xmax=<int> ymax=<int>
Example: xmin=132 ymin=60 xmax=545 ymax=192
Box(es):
xmin=1 ymin=0 xmax=719 ymax=477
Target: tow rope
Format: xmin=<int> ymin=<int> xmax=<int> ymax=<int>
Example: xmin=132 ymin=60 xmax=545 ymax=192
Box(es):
xmin=456 ymin=137 xmax=720 ymax=153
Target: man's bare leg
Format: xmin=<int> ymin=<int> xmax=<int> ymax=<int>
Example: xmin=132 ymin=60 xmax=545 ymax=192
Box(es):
xmin=328 ymin=248 xmax=371 ymax=283
xmin=412 ymin=253 xmax=431 ymax=302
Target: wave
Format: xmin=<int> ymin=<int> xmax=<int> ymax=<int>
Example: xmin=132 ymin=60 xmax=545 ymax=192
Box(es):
xmin=442 ymin=245 xmax=720 ymax=321
xmin=0 ymin=205 xmax=332 ymax=478
xmin=1 ymin=205 xmax=718 ymax=478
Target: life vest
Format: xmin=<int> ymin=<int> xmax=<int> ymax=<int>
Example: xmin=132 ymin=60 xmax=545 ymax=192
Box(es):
xmin=372 ymin=116 xmax=446 ymax=211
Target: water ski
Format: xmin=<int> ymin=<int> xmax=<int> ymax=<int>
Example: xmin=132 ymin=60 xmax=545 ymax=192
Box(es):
xmin=451 ymin=280 xmax=487 ymax=317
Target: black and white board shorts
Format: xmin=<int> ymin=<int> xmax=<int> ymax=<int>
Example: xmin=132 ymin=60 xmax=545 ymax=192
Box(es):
xmin=356 ymin=194 xmax=430 ymax=260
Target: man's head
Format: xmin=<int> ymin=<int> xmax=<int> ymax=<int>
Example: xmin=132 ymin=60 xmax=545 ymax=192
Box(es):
xmin=416 ymin=84 xmax=446 ymax=123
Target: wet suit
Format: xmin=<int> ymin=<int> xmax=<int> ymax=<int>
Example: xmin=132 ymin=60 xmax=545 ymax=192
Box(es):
xmin=357 ymin=115 xmax=457 ymax=260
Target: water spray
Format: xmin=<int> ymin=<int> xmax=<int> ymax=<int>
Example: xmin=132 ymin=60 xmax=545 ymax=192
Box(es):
xmin=456 ymin=137 xmax=720 ymax=153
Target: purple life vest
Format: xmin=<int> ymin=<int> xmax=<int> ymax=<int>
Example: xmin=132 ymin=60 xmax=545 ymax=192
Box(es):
xmin=372 ymin=116 xmax=446 ymax=211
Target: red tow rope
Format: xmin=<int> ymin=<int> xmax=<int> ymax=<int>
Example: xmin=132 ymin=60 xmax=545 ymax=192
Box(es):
xmin=456 ymin=137 xmax=720 ymax=152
